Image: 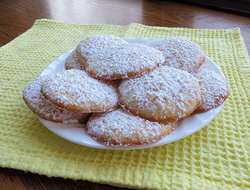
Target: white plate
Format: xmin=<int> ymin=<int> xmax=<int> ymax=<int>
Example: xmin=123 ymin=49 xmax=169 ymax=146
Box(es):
xmin=39 ymin=38 xmax=225 ymax=150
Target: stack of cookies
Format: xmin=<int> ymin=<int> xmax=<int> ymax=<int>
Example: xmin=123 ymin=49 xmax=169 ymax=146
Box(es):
xmin=23 ymin=35 xmax=230 ymax=147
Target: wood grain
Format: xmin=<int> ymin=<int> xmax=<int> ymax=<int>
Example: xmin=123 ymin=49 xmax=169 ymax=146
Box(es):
xmin=0 ymin=0 xmax=250 ymax=189
xmin=1 ymin=0 xmax=250 ymax=53
xmin=0 ymin=167 xmax=127 ymax=190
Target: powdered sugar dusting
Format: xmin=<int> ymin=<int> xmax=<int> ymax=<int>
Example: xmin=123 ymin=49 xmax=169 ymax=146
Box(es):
xmin=76 ymin=34 xmax=127 ymax=59
xmin=87 ymin=108 xmax=176 ymax=146
xmin=23 ymin=75 xmax=88 ymax=123
xmin=118 ymin=66 xmax=201 ymax=121
xmin=146 ymin=38 xmax=205 ymax=73
xmin=41 ymin=69 xmax=118 ymax=112
xmin=65 ymin=50 xmax=85 ymax=70
xmin=85 ymin=43 xmax=165 ymax=79
xmin=193 ymin=68 xmax=229 ymax=112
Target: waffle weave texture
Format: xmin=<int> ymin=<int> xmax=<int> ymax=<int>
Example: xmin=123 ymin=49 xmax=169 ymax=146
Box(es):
xmin=1 ymin=19 xmax=250 ymax=190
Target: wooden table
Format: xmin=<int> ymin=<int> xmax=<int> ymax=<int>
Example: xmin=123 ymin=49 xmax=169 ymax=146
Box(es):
xmin=0 ymin=0 xmax=249 ymax=189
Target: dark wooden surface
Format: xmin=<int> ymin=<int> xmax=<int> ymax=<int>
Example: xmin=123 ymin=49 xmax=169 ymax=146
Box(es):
xmin=0 ymin=0 xmax=250 ymax=189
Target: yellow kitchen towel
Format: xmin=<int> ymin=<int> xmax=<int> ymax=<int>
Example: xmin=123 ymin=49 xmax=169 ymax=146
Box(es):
xmin=1 ymin=19 xmax=250 ymax=190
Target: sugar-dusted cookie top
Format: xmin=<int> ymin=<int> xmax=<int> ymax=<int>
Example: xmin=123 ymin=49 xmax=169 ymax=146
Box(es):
xmin=65 ymin=49 xmax=84 ymax=70
xmin=76 ymin=34 xmax=127 ymax=64
xmin=84 ymin=43 xmax=165 ymax=80
xmin=118 ymin=66 xmax=201 ymax=122
xmin=193 ymin=69 xmax=230 ymax=113
xmin=146 ymin=37 xmax=205 ymax=73
xmin=23 ymin=75 xmax=89 ymax=123
xmin=87 ymin=108 xmax=177 ymax=147
xmin=41 ymin=69 xmax=119 ymax=113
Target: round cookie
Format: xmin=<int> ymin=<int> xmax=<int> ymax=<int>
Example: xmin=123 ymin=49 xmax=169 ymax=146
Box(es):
xmin=65 ymin=49 xmax=84 ymax=70
xmin=23 ymin=75 xmax=89 ymax=123
xmin=193 ymin=69 xmax=230 ymax=113
xmin=146 ymin=37 xmax=206 ymax=73
xmin=87 ymin=108 xmax=177 ymax=147
xmin=118 ymin=66 xmax=201 ymax=122
xmin=76 ymin=34 xmax=127 ymax=65
xmin=41 ymin=69 xmax=119 ymax=113
xmin=84 ymin=43 xmax=165 ymax=79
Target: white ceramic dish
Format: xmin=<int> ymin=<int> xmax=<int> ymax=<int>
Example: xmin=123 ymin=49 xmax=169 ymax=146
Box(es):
xmin=39 ymin=38 xmax=225 ymax=150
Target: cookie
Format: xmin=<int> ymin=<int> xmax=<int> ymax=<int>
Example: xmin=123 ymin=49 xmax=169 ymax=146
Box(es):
xmin=41 ymin=69 xmax=119 ymax=113
xmin=23 ymin=75 xmax=89 ymax=123
xmin=118 ymin=66 xmax=201 ymax=122
xmin=76 ymin=34 xmax=127 ymax=65
xmin=87 ymin=108 xmax=177 ymax=146
xmin=193 ymin=69 xmax=230 ymax=113
xmin=84 ymin=43 xmax=165 ymax=79
xmin=146 ymin=37 xmax=205 ymax=73
xmin=65 ymin=49 xmax=84 ymax=70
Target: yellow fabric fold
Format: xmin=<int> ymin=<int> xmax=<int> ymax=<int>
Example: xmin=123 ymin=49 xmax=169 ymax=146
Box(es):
xmin=1 ymin=19 xmax=250 ymax=189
